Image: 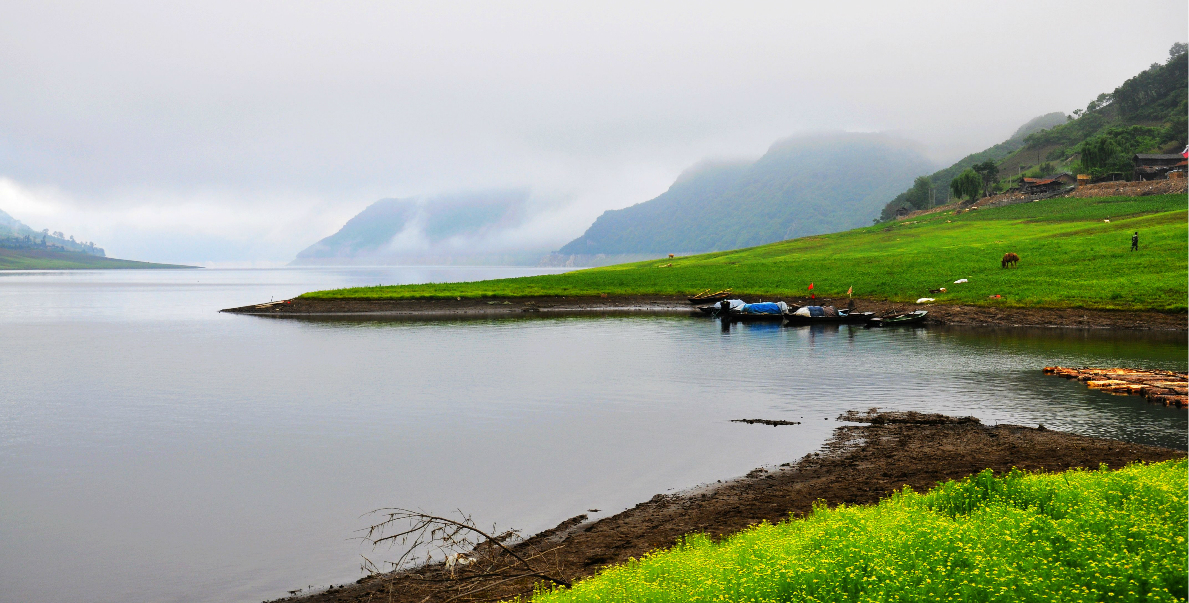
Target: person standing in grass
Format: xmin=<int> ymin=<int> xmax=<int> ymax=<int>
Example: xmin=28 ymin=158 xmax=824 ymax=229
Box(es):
xmin=1131 ymin=231 xmax=1139 ymax=251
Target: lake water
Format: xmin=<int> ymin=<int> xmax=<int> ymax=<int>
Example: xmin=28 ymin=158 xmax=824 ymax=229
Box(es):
xmin=0 ymin=268 xmax=1185 ymax=603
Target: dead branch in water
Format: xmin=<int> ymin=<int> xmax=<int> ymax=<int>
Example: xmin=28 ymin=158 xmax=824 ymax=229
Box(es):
xmin=357 ymin=508 xmax=571 ymax=602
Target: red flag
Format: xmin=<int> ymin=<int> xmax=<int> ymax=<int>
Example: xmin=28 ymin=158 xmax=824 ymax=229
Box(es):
xmin=847 ymin=286 xmax=853 ymax=296
xmin=1182 ymin=145 xmax=1188 ymax=158
xmin=808 ymin=283 xmax=814 ymax=290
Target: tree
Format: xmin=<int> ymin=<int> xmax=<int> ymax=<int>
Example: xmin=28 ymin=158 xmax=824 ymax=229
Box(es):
xmin=877 ymin=175 xmax=934 ymax=221
xmin=950 ymin=168 xmax=982 ymax=202
xmin=1170 ymin=42 xmax=1188 ymax=61
xmin=905 ymin=176 xmax=933 ymax=210
xmin=1086 ymin=93 xmax=1113 ymax=113
xmin=1080 ymin=136 xmax=1118 ymax=171
xmin=971 ymin=160 xmax=1000 ymax=198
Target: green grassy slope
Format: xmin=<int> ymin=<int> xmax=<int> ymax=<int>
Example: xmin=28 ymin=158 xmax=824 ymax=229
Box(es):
xmin=881 ymin=47 xmax=1187 ymax=219
xmin=528 ymin=460 xmax=1187 ymax=603
xmin=302 ymin=194 xmax=1188 ymax=312
xmin=0 ymin=248 xmax=193 ymax=269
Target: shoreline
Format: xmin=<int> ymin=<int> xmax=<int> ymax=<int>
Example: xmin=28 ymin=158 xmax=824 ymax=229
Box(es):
xmin=222 ymin=295 xmax=1188 ymax=330
xmin=282 ymin=410 xmax=1186 ymax=603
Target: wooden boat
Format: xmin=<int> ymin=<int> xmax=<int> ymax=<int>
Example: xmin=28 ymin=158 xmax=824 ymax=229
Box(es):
xmin=783 ymin=309 xmax=876 ymax=325
xmin=724 ymin=300 xmax=787 ymax=322
xmin=688 ymin=289 xmax=732 ymax=304
xmin=869 ymin=310 xmax=928 ymax=327
xmin=725 ymin=309 xmax=785 ymax=322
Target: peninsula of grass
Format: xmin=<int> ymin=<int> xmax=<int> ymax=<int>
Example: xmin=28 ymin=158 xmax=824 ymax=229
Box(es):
xmin=527 ymin=460 xmax=1187 ymax=603
xmin=0 ymin=248 xmax=194 ymax=270
xmin=302 ymin=194 xmax=1188 ymax=312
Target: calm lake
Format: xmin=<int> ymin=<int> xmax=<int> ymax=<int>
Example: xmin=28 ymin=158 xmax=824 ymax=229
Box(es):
xmin=1 ymin=268 xmax=1184 ymax=603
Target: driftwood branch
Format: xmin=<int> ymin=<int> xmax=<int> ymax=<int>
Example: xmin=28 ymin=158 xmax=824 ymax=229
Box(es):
xmin=358 ymin=507 xmax=572 ymax=599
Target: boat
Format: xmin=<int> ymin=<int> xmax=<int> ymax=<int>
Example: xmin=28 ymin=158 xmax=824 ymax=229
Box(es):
xmin=723 ymin=300 xmax=788 ymax=322
xmin=688 ymin=289 xmax=733 ymax=304
xmin=869 ymin=310 xmax=928 ymax=327
xmin=782 ymin=306 xmax=876 ymax=325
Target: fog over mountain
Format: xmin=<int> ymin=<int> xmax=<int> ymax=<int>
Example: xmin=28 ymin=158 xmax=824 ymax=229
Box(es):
xmin=292 ymin=190 xmax=571 ymax=266
xmin=0 ymin=2 xmax=1184 ymax=264
xmin=553 ymin=133 xmax=933 ymax=263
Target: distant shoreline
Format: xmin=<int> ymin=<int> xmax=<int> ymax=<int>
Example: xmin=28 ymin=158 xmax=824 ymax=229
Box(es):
xmin=221 ymin=295 xmax=1188 ymax=330
xmin=0 ymin=248 xmax=195 ymax=270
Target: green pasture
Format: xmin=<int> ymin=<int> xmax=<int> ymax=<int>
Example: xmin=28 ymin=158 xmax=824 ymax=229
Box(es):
xmin=0 ymin=248 xmax=192 ymax=270
xmin=526 ymin=460 xmax=1187 ymax=603
xmin=302 ymin=194 xmax=1188 ymax=311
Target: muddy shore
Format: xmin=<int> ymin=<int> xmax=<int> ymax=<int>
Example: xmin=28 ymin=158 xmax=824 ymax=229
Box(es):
xmin=281 ymin=411 xmax=1185 ymax=603
xmin=223 ymin=295 xmax=1187 ymax=330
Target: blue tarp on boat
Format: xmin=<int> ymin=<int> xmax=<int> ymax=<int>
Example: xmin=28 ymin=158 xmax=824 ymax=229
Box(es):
xmin=742 ymin=302 xmax=786 ymax=315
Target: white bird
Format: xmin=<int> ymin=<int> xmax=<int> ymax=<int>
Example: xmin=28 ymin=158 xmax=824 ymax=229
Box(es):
xmin=445 ymin=552 xmax=477 ymax=577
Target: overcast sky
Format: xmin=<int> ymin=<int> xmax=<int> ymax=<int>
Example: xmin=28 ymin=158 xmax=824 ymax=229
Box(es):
xmin=1 ymin=1 xmax=1184 ymax=264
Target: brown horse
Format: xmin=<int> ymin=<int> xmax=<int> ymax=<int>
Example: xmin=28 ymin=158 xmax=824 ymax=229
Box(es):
xmin=1001 ymin=252 xmax=1020 ymax=268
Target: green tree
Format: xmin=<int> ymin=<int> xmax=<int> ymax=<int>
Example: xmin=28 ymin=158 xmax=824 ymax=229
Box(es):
xmin=971 ymin=160 xmax=1000 ymax=197
xmin=1079 ymin=135 xmax=1119 ymax=177
xmin=950 ymin=168 xmax=982 ymax=202
xmin=905 ymin=176 xmax=933 ymax=210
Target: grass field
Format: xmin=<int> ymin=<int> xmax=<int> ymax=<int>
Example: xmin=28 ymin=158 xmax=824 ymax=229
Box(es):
xmin=0 ymin=248 xmax=193 ymax=270
xmin=525 ymin=460 xmax=1187 ymax=603
xmin=302 ymin=195 xmax=1188 ymax=311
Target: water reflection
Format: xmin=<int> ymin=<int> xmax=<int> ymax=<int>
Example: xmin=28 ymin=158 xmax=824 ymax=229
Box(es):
xmin=1 ymin=271 xmax=1185 ymax=603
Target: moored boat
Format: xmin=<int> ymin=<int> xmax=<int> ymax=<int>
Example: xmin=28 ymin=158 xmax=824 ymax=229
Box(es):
xmin=783 ymin=306 xmax=876 ymax=325
xmin=869 ymin=310 xmax=928 ymax=327
xmin=723 ymin=300 xmax=788 ymax=322
xmin=688 ymin=289 xmax=733 ymax=304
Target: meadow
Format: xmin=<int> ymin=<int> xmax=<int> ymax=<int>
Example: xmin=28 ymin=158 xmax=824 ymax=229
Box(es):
xmin=525 ymin=460 xmax=1187 ymax=603
xmin=0 ymin=248 xmax=191 ymax=270
xmin=301 ymin=195 xmax=1188 ymax=312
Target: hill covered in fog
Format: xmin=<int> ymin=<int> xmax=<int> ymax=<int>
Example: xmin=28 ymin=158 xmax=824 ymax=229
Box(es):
xmin=552 ymin=132 xmax=933 ymax=260
xmin=292 ymin=190 xmax=559 ymax=266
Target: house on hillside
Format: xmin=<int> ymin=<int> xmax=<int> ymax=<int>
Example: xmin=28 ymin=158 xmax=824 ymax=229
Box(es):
xmin=1020 ymin=172 xmax=1075 ymax=193
xmin=1133 ymin=154 xmax=1187 ymax=181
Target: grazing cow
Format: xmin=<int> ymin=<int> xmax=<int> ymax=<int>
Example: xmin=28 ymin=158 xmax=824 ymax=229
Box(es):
xmin=668 ymin=253 xmax=675 ymax=258
xmin=1001 ymin=252 xmax=1020 ymax=268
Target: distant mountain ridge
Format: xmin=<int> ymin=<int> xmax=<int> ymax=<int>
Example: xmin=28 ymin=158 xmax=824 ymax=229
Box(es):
xmin=292 ymin=189 xmax=556 ymax=265
xmin=555 ymin=132 xmax=934 ymax=257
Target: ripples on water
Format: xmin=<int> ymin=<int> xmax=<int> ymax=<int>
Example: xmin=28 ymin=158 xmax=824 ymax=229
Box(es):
xmin=0 ymin=269 xmax=1184 ymax=603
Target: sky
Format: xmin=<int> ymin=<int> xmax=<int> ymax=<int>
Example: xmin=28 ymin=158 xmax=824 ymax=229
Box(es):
xmin=0 ymin=1 xmax=1185 ymax=265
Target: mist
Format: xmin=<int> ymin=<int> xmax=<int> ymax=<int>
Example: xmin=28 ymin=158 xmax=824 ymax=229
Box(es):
xmin=1 ymin=1 xmax=1184 ymax=264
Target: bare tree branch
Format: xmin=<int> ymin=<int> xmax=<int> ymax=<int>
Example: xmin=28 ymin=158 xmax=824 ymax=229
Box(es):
xmin=358 ymin=507 xmax=573 ymax=595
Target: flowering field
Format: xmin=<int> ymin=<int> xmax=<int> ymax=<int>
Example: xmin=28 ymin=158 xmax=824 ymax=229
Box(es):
xmin=527 ymin=460 xmax=1187 ymax=603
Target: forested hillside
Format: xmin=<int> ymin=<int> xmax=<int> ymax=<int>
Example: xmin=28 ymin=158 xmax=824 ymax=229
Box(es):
xmin=556 ymin=133 xmax=933 ymax=257
xmin=879 ymin=43 xmax=1188 ymax=220
xmin=0 ymin=207 xmax=106 ymax=256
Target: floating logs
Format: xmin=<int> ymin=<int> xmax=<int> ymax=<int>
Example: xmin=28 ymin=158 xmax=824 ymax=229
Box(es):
xmin=1043 ymin=366 xmax=1188 ymax=408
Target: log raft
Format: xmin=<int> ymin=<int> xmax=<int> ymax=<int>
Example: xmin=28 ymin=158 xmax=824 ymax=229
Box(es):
xmin=1043 ymin=366 xmax=1188 ymax=408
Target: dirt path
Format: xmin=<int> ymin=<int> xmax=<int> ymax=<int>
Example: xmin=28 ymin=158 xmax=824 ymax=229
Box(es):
xmin=281 ymin=411 xmax=1185 ymax=603
xmin=223 ymin=296 xmax=1187 ymax=330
